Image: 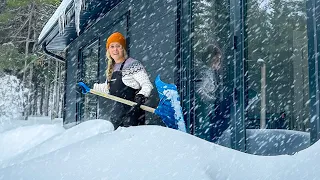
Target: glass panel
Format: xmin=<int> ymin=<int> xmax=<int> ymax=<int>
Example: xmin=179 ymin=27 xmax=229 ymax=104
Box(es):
xmin=79 ymin=41 xmax=99 ymax=122
xmin=246 ymin=0 xmax=309 ymax=131
xmin=193 ymin=0 xmax=232 ymax=142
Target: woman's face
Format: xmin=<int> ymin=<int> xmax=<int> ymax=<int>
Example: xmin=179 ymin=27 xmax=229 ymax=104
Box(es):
xmin=108 ymin=42 xmax=125 ymax=63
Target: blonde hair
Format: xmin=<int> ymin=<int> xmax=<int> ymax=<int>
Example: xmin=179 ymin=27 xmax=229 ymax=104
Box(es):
xmin=105 ymin=48 xmax=129 ymax=82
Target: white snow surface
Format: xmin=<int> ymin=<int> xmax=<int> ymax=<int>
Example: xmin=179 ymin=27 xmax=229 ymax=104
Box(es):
xmin=0 ymin=119 xmax=114 ymax=168
xmin=0 ymin=119 xmax=319 ymax=180
xmin=0 ymin=124 xmax=64 ymax=162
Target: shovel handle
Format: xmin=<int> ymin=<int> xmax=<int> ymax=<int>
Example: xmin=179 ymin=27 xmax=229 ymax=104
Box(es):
xmin=90 ymin=89 xmax=156 ymax=113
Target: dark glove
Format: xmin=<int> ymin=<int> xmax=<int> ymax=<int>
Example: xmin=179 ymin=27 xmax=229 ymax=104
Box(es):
xmin=134 ymin=94 xmax=146 ymax=106
xmin=127 ymin=94 xmax=146 ymax=116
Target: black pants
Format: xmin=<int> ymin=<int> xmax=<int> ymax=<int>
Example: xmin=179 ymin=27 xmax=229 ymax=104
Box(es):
xmin=110 ymin=101 xmax=145 ymax=129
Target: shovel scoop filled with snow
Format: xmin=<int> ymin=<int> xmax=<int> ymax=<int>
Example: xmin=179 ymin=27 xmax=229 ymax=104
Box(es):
xmin=153 ymin=75 xmax=186 ymax=132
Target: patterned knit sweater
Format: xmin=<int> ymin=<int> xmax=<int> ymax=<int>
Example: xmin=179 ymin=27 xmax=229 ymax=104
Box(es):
xmin=106 ymin=58 xmax=153 ymax=97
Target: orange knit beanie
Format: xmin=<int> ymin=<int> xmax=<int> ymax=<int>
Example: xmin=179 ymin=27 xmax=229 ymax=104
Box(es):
xmin=106 ymin=32 xmax=126 ymax=50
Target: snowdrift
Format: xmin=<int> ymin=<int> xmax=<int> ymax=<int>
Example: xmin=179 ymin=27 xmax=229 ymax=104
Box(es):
xmin=0 ymin=120 xmax=319 ymax=180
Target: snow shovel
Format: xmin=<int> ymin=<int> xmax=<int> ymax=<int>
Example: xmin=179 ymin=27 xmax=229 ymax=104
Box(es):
xmin=78 ymin=75 xmax=186 ymax=132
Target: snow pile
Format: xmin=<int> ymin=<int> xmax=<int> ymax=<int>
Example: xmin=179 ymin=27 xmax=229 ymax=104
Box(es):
xmin=0 ymin=124 xmax=64 ymax=162
xmin=0 ymin=119 xmax=319 ymax=180
xmin=0 ymin=120 xmax=30 ymax=133
xmin=26 ymin=116 xmax=63 ymax=125
xmin=0 ymin=75 xmax=25 ymax=122
xmin=0 ymin=119 xmax=114 ymax=168
xmin=0 ymin=117 xmax=62 ymax=134
xmin=218 ymin=129 xmax=310 ymax=156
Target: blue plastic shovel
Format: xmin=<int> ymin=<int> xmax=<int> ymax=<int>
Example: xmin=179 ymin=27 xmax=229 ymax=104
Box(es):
xmin=78 ymin=75 xmax=186 ymax=132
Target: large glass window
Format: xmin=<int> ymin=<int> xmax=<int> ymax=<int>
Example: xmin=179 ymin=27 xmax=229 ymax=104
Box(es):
xmin=245 ymin=0 xmax=309 ymax=131
xmin=78 ymin=41 xmax=99 ymax=122
xmin=193 ymin=0 xmax=232 ymax=142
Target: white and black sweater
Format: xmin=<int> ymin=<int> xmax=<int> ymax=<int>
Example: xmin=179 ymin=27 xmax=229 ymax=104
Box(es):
xmin=107 ymin=58 xmax=153 ymax=97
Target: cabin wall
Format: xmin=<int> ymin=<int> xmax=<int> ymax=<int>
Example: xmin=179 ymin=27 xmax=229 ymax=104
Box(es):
xmin=64 ymin=0 xmax=178 ymax=126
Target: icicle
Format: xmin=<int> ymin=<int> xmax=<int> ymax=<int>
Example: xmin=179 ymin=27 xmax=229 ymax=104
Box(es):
xmin=43 ymin=0 xmax=84 ymax=38
xmin=74 ymin=0 xmax=83 ymax=36
xmin=58 ymin=16 xmax=63 ymax=34
xmin=58 ymin=11 xmax=66 ymax=35
xmin=57 ymin=0 xmax=83 ymax=36
xmin=39 ymin=0 xmax=75 ymax=41
xmin=58 ymin=5 xmax=68 ymax=35
xmin=83 ymin=0 xmax=86 ymax=9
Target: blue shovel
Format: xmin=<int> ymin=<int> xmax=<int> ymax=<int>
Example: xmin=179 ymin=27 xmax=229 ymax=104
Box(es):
xmin=78 ymin=75 xmax=186 ymax=132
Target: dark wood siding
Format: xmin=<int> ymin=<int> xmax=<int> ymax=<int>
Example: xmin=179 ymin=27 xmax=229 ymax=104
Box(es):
xmin=64 ymin=48 xmax=78 ymax=126
xmin=129 ymin=0 xmax=177 ymax=125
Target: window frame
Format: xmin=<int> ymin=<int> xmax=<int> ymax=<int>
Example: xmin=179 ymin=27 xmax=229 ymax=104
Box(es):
xmin=76 ymin=39 xmax=100 ymax=123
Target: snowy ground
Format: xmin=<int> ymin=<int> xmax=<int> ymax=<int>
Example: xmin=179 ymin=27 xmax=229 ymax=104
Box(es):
xmin=0 ymin=118 xmax=319 ymax=180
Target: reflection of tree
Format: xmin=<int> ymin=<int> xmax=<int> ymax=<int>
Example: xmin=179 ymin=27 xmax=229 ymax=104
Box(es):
xmin=193 ymin=0 xmax=309 ymax=131
xmin=81 ymin=43 xmax=99 ymax=121
xmin=83 ymin=48 xmax=99 ymax=86
xmin=246 ymin=0 xmax=308 ymax=130
xmin=193 ymin=0 xmax=230 ymax=58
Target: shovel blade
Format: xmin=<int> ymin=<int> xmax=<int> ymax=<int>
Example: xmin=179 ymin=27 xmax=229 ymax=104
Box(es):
xmin=154 ymin=75 xmax=186 ymax=132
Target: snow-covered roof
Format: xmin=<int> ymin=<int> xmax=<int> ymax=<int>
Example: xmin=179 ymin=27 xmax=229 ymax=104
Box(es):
xmin=38 ymin=0 xmax=83 ymax=43
xmin=38 ymin=0 xmax=73 ymax=42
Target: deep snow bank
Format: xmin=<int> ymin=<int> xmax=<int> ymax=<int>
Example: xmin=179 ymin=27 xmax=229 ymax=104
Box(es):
xmin=0 ymin=119 xmax=114 ymax=168
xmin=0 ymin=122 xmax=319 ymax=180
xmin=0 ymin=124 xmax=64 ymax=162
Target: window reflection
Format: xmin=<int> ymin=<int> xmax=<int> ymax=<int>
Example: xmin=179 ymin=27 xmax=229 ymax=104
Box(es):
xmin=193 ymin=0 xmax=232 ymax=142
xmin=79 ymin=41 xmax=99 ymax=122
xmin=246 ymin=0 xmax=309 ymax=131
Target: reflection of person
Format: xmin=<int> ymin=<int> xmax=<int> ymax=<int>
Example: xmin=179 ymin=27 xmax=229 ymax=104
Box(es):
xmin=195 ymin=44 xmax=229 ymax=142
xmin=196 ymin=44 xmax=222 ymax=102
xmin=276 ymin=111 xmax=288 ymax=129
xmin=93 ymin=32 xmax=153 ymax=129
